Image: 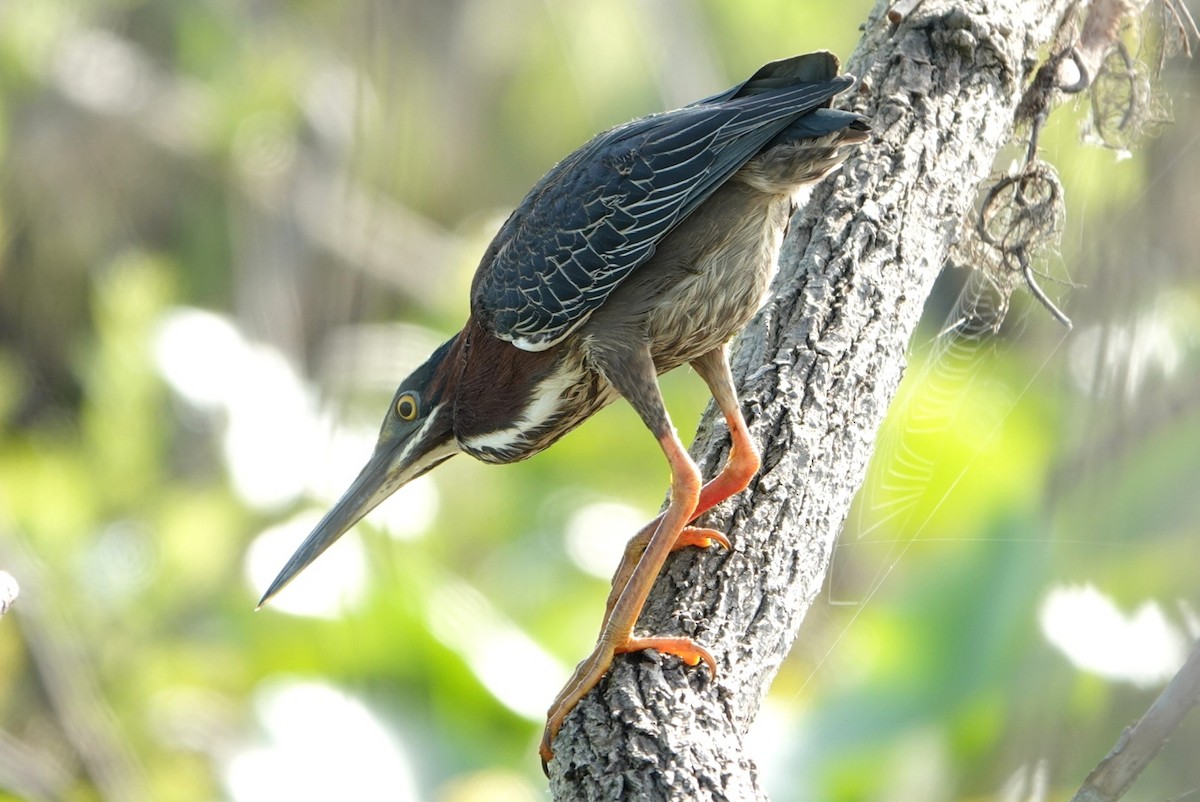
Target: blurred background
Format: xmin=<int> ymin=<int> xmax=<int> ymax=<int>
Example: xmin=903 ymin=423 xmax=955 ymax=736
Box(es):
xmin=1 ymin=1 xmax=1198 ymax=800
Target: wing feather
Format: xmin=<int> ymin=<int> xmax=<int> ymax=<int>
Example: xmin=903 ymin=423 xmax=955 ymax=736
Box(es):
xmin=471 ymin=54 xmax=854 ymax=350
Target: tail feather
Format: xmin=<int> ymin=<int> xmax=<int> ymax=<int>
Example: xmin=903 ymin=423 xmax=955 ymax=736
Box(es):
xmin=696 ymin=51 xmax=846 ymax=105
xmin=770 ymin=108 xmax=870 ymax=146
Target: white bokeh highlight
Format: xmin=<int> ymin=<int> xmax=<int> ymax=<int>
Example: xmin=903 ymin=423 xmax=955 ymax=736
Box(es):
xmin=1039 ymin=583 xmax=1187 ymax=687
xmin=427 ymin=578 xmax=567 ymax=720
xmin=1067 ymin=292 xmax=1198 ymax=399
xmin=153 ymin=307 xmax=444 ymax=615
xmin=564 ymin=500 xmax=647 ymax=579
xmin=224 ymin=679 xmax=418 ymax=802
xmin=246 ymin=512 xmax=367 ymax=618
xmin=153 ymin=308 xmax=321 ymax=509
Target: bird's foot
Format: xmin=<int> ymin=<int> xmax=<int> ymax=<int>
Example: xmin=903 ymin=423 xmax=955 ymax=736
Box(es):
xmin=615 ymin=636 xmax=717 ymax=676
xmin=672 ymin=526 xmax=731 ymax=552
xmin=541 ymin=644 xmax=615 ymax=770
xmin=539 ymin=635 xmax=716 ymax=770
xmin=601 ymin=525 xmax=728 ymax=625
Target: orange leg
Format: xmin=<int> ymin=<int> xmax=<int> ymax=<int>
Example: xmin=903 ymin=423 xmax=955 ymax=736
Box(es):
xmin=689 ymin=347 xmax=762 ymax=515
xmin=599 ymin=347 xmax=760 ymax=628
xmin=540 ymin=347 xmax=761 ymax=767
xmin=540 ymin=428 xmax=709 ymax=767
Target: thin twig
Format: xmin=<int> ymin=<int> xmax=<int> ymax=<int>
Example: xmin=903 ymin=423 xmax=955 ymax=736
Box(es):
xmin=0 ymin=531 xmax=150 ymax=802
xmin=1023 ymin=258 xmax=1074 ymax=329
xmin=887 ymin=0 xmax=926 ymax=24
xmin=1071 ymin=637 xmax=1200 ymax=802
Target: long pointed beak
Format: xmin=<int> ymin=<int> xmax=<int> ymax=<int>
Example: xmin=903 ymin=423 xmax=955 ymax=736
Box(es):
xmin=256 ymin=448 xmax=394 ymax=609
xmin=257 ymin=425 xmax=457 ymax=609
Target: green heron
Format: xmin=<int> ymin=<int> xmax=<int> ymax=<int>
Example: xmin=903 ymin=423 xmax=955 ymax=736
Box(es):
xmin=259 ymin=50 xmax=868 ymax=764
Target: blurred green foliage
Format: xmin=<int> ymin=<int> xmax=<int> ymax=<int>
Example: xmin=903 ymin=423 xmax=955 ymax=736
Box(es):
xmin=1 ymin=1 xmax=1199 ymax=801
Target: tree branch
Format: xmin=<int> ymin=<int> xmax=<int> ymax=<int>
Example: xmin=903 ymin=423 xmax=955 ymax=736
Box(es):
xmin=0 ymin=529 xmax=149 ymax=802
xmin=1070 ymin=637 xmax=1200 ymax=802
xmin=547 ymin=0 xmax=1077 ymax=798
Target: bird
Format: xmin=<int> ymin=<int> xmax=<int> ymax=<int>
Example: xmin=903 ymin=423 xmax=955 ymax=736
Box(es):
xmin=258 ymin=50 xmax=869 ymax=766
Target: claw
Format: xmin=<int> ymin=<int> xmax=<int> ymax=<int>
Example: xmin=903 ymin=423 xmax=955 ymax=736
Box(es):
xmin=538 ymin=634 xmax=717 ymax=769
xmin=616 ymin=636 xmax=718 ymax=678
xmin=673 ymin=526 xmax=731 ymax=552
xmin=542 ymin=425 xmax=731 ymax=770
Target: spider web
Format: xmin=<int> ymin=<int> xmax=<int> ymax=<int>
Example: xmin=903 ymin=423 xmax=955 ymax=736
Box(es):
xmin=834 ymin=267 xmax=1024 ymax=602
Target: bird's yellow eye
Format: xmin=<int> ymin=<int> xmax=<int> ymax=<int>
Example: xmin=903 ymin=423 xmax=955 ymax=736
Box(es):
xmin=395 ymin=393 xmax=419 ymax=421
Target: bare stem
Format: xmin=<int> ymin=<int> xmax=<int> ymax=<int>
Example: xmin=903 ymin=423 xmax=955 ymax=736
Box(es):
xmin=1071 ymin=637 xmax=1200 ymax=802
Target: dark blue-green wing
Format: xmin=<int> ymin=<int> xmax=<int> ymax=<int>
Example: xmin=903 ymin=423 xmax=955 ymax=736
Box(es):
xmin=471 ymin=54 xmax=852 ymax=351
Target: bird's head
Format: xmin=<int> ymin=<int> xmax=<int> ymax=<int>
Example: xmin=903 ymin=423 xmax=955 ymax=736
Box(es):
xmin=257 ymin=335 xmax=461 ymax=607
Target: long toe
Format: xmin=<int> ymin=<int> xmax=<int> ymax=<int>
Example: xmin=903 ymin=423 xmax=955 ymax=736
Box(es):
xmin=672 ymin=526 xmax=731 ymax=552
xmin=540 ymin=644 xmax=617 ymax=769
xmin=539 ymin=634 xmax=717 ymax=769
xmin=615 ymin=636 xmax=718 ymax=678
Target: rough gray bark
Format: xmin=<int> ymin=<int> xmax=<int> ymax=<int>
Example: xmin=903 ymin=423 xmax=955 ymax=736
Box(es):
xmin=547 ymin=0 xmax=1076 ymax=798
